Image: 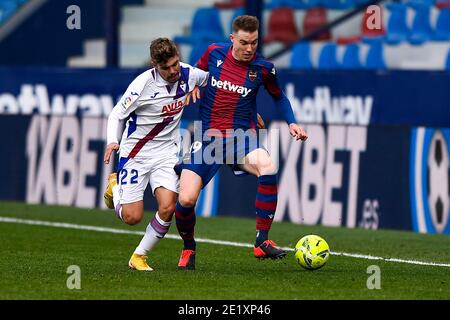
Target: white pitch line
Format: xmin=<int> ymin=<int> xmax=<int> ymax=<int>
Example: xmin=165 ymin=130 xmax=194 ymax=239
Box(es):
xmin=1 ymin=216 xmax=450 ymax=268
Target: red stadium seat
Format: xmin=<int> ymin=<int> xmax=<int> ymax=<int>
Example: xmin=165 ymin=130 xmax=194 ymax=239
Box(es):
xmin=303 ymin=7 xmax=331 ymax=41
xmin=336 ymin=35 xmax=361 ymax=45
xmin=436 ymin=0 xmax=450 ymax=9
xmin=264 ymin=7 xmax=300 ymax=45
xmin=214 ymin=0 xmax=244 ymax=9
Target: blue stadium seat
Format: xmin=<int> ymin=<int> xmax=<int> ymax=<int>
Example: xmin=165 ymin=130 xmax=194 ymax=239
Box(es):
xmin=318 ymin=0 xmax=355 ymax=10
xmin=446 ymin=48 xmax=450 ymax=69
xmin=174 ymin=7 xmax=226 ymax=45
xmin=365 ymin=42 xmax=386 ymax=69
xmin=290 ymin=42 xmax=313 ymax=69
xmin=228 ymin=7 xmax=245 ymax=34
xmin=318 ymin=42 xmax=339 ymax=69
xmin=433 ymin=8 xmax=450 ymax=40
xmin=407 ymin=0 xmax=436 ymax=6
xmin=189 ymin=43 xmax=210 ymax=65
xmin=353 ymin=0 xmax=373 ymax=5
xmin=0 ymin=0 xmax=18 ymax=24
xmin=341 ymin=44 xmax=362 ymax=69
xmin=385 ymin=2 xmax=409 ymax=45
xmin=408 ymin=3 xmax=433 ymax=45
xmin=265 ymin=0 xmax=318 ymax=9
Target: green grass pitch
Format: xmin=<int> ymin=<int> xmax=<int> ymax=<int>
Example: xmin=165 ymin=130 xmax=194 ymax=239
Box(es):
xmin=0 ymin=201 xmax=449 ymax=300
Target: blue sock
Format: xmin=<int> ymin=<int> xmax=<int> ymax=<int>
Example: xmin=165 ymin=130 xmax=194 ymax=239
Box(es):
xmin=175 ymin=201 xmax=196 ymax=250
xmin=255 ymin=174 xmax=278 ymax=247
xmin=255 ymin=230 xmax=269 ymax=247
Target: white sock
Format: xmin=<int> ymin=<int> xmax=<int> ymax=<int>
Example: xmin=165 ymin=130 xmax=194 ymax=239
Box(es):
xmin=134 ymin=212 xmax=171 ymax=255
xmin=112 ymin=185 xmax=123 ymax=221
xmin=113 ymin=184 xmax=120 ymax=207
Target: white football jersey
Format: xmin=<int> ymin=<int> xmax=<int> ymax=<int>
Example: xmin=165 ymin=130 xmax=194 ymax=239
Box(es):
xmin=107 ymin=62 xmax=208 ymax=158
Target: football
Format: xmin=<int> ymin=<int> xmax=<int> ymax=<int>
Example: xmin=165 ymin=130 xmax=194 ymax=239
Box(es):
xmin=294 ymin=235 xmax=330 ymax=270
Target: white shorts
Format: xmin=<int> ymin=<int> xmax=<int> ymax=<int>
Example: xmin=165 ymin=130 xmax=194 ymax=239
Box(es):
xmin=117 ymin=154 xmax=179 ymax=204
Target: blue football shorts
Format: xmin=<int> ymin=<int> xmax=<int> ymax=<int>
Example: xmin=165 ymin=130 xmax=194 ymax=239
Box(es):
xmin=174 ymin=133 xmax=265 ymax=188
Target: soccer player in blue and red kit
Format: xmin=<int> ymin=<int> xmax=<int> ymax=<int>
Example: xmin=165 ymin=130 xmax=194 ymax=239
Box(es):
xmin=175 ymin=15 xmax=308 ymax=269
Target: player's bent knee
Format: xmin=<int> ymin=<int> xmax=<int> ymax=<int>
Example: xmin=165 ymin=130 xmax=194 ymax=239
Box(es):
xmin=178 ymin=194 xmax=197 ymax=208
xmin=121 ymin=210 xmax=143 ymax=226
xmin=158 ymin=204 xmax=176 ymax=221
xmin=123 ymin=215 xmax=142 ymax=226
xmin=257 ymin=162 xmax=277 ymax=176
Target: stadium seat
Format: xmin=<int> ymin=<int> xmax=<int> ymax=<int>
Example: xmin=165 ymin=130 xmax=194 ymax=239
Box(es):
xmin=353 ymin=0 xmax=375 ymax=5
xmin=365 ymin=42 xmax=386 ymax=69
xmin=436 ymin=0 xmax=450 ymax=9
xmin=303 ymin=7 xmax=331 ymax=41
xmin=341 ymin=43 xmax=362 ymax=69
xmin=336 ymin=35 xmax=361 ymax=45
xmin=290 ymin=42 xmax=313 ymax=69
xmin=408 ymin=2 xmax=433 ymax=45
xmin=407 ymin=0 xmax=436 ymax=6
xmin=214 ymin=0 xmax=244 ymax=9
xmin=189 ymin=43 xmax=210 ymax=65
xmin=433 ymin=8 xmax=450 ymax=40
xmin=318 ymin=0 xmax=355 ymax=10
xmin=0 ymin=0 xmax=18 ymax=24
xmin=446 ymin=48 xmax=450 ymax=69
xmin=317 ymin=42 xmax=339 ymax=69
xmin=265 ymin=0 xmax=318 ymax=10
xmin=174 ymin=7 xmax=226 ymax=45
xmin=385 ymin=2 xmax=409 ymax=45
xmin=228 ymin=7 xmax=245 ymax=34
xmin=264 ymin=7 xmax=300 ymax=45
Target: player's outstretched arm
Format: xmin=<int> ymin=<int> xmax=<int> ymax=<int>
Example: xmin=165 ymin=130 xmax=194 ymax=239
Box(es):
xmin=105 ymin=107 xmax=123 ymax=164
xmin=184 ymin=85 xmax=201 ymax=106
xmin=184 ymin=67 xmax=208 ymax=106
xmin=288 ymin=123 xmax=308 ymax=141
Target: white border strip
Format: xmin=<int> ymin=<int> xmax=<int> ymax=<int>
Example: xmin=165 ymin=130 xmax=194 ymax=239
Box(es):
xmin=414 ymin=127 xmax=427 ymax=233
xmin=1 ymin=216 xmax=449 ymax=268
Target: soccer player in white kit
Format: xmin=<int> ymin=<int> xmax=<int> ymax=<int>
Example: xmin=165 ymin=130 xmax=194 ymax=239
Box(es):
xmin=103 ymin=38 xmax=208 ymax=271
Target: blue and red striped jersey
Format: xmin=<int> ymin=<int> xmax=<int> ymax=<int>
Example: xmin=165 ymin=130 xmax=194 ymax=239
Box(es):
xmin=196 ymin=43 xmax=288 ymax=135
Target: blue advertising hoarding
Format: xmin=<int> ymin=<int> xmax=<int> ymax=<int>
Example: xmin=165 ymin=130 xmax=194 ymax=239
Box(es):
xmin=1 ymin=67 xmax=449 ymax=234
xmin=1 ymin=67 xmax=450 ymax=125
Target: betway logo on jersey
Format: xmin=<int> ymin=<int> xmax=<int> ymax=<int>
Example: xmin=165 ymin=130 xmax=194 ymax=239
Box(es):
xmin=161 ymin=100 xmax=183 ymax=116
xmin=210 ymin=76 xmax=251 ymax=97
xmin=286 ymin=84 xmax=373 ymax=125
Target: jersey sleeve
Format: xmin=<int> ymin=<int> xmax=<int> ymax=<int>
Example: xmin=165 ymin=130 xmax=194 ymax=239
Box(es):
xmin=262 ymin=63 xmax=283 ymax=99
xmin=191 ymin=66 xmax=209 ymax=88
xmin=196 ymin=43 xmax=222 ymax=71
xmin=262 ymin=64 xmax=297 ymax=125
xmin=107 ymin=72 xmax=148 ymax=144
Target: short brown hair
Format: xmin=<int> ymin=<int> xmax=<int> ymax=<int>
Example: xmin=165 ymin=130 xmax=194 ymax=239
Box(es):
xmin=150 ymin=38 xmax=179 ymax=65
xmin=232 ymin=15 xmax=259 ymax=33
